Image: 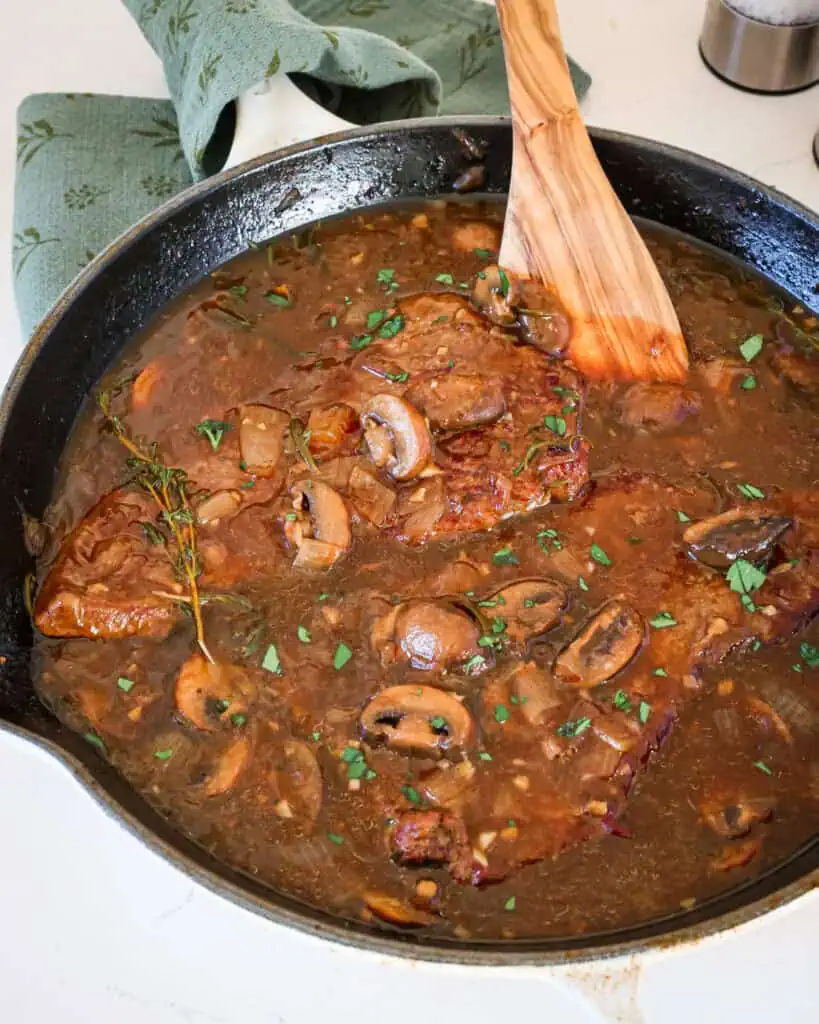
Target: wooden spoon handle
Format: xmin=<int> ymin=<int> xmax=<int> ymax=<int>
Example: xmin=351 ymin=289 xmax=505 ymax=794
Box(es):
xmin=496 ymin=0 xmax=688 ymax=383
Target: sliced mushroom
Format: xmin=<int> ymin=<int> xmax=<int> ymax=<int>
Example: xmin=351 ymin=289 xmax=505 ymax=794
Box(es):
xmin=553 ymin=601 xmax=646 ymax=688
xmin=270 ymin=739 xmax=323 ymax=828
xmin=701 ymin=795 xmax=774 ymax=840
xmin=287 ymin=480 xmax=351 ymax=568
xmin=711 ymin=839 xmax=761 ymax=872
xmin=347 ymin=464 xmax=396 ymax=526
xmin=372 ymin=600 xmax=481 ymax=671
xmin=487 ymin=578 xmax=568 ymax=641
xmin=683 ymin=507 xmax=793 ymax=570
xmin=363 ymin=891 xmax=434 ymax=928
xmin=518 ymin=310 xmax=572 ymax=356
xmin=360 ymin=394 xmax=431 ymax=481
xmin=471 ymin=265 xmax=516 ymax=325
xmin=238 ymin=404 xmax=290 ymax=477
xmin=195 ymin=489 xmax=242 ymax=526
xmin=306 ymin=403 xmax=359 ymax=456
xmin=205 ymin=735 xmax=252 ymax=796
xmin=174 ymin=655 xmax=253 ymax=731
xmin=360 ymin=684 xmax=473 ymax=759
xmin=405 ymin=373 xmax=506 ymax=431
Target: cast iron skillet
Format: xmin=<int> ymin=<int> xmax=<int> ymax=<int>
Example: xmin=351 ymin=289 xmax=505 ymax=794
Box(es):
xmin=1 ymin=117 xmax=817 ymax=966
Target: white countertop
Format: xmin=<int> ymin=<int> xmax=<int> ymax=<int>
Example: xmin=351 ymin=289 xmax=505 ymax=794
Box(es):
xmin=1 ymin=1 xmax=817 ymax=1021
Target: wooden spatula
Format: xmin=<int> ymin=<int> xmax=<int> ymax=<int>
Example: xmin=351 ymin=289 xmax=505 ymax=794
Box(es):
xmin=495 ymin=0 xmax=689 ymax=383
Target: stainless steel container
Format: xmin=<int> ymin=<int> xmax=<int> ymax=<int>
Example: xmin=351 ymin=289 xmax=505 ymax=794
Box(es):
xmin=700 ymin=0 xmax=819 ymax=93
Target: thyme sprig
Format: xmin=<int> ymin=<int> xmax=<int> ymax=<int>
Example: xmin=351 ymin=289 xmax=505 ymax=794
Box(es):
xmin=97 ymin=390 xmax=213 ymax=663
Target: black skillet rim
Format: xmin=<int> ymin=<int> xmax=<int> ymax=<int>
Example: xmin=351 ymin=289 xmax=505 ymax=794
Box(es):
xmin=1 ymin=115 xmax=817 ymax=967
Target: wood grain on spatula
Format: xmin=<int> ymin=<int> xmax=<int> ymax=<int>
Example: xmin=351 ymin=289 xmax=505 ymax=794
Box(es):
xmin=496 ymin=0 xmax=689 ymax=383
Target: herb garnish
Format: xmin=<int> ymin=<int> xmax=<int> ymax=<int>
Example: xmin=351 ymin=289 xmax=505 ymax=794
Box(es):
xmin=494 ymin=703 xmax=510 ymax=724
xmin=334 ymin=642 xmax=353 ymax=670
xmin=401 ymin=785 xmax=422 ymax=805
xmin=297 ymin=626 xmax=311 ymax=644
xmin=262 ymin=643 xmax=282 ymax=675
xmin=84 ymin=731 xmax=106 ymax=753
xmin=473 ymin=247 xmax=493 ymax=259
xmin=350 ymin=333 xmax=373 ymax=350
xmin=649 ymin=611 xmax=677 ymax=629
xmin=327 ymin=314 xmax=338 ymax=328
xmin=676 ymin=510 xmax=691 ymax=523
xmin=512 ymin=441 xmax=549 ymax=476
xmin=613 ymin=690 xmax=632 ymax=713
xmin=228 ymin=284 xmax=248 ymax=301
xmin=98 ymin=391 xmax=211 ymax=662
xmin=754 ymin=760 xmax=773 ymax=776
xmin=737 ymin=482 xmax=766 ymax=500
xmin=153 ymin=748 xmax=174 ymax=761
xmin=141 ymin=522 xmax=166 ymax=546
xmin=544 ymin=414 xmax=567 ymax=437
xmin=590 ymin=543 xmax=611 ymax=567
xmin=341 ymin=746 xmax=374 ymax=781
xmin=478 ymin=751 xmax=493 ymax=761
xmin=327 ymin=832 xmax=344 ymax=845
xmin=726 ymin=558 xmax=767 ymax=612
xmin=638 ymin=701 xmax=651 ymax=725
xmin=492 ymin=546 xmax=519 ymax=566
xmin=504 ymin=896 xmax=516 ymax=912
xmin=264 ymin=290 xmax=292 ymax=307
xmin=578 ymin=576 xmax=589 ymax=592
xmin=498 ymin=267 xmax=511 ymax=298
xmin=800 ymin=642 xmax=819 ymax=668
xmin=537 ymin=528 xmax=563 ymax=553
xmin=653 ymin=667 xmax=668 ymax=677
xmin=741 ymin=375 xmax=757 ymax=391
xmin=384 ymin=370 xmax=409 ymax=384
xmin=376 ymin=268 xmax=397 ymax=290
xmin=435 ymin=273 xmax=454 ymax=285
xmin=739 ymin=334 xmax=764 ymax=362
xmin=367 ymin=310 xmax=386 ymax=329
xmin=117 ymin=676 xmax=135 ymax=693
xmin=231 ymin=713 xmax=247 ymax=727
xmin=557 ymin=717 xmax=592 ymax=738
xmin=378 ymin=314 xmax=405 ymax=339
xmin=463 ymin=653 xmax=488 ymax=675
xmin=430 ymin=715 xmax=447 ymax=730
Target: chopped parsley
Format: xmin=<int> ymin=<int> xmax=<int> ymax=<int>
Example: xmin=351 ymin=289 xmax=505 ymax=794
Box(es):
xmin=512 ymin=440 xmax=549 ymax=477
xmin=737 ymin=482 xmax=766 ymax=500
xmin=318 ymin=592 xmax=330 ymax=601
xmin=463 ymin=654 xmax=488 ymax=675
xmin=754 ymin=760 xmax=773 ymax=776
xmin=378 ymin=314 xmax=405 ymax=339
xmin=799 ymin=642 xmax=819 ymax=668
xmin=590 ymin=543 xmax=611 ymax=567
xmin=613 ymin=690 xmax=632 ymax=713
xmin=638 ymin=701 xmax=651 ymax=725
xmin=473 ymin=247 xmax=493 ymax=259
xmin=435 ymin=273 xmax=454 ymax=285
xmin=628 ymin=536 xmax=644 ymax=545
xmin=739 ymin=334 xmax=764 ymax=362
xmin=311 ymin=730 xmax=321 ymax=742
xmin=341 ymin=746 xmax=373 ymax=781
xmin=231 ymin=713 xmax=247 ymax=727
xmin=327 ymin=314 xmax=338 ymax=328
xmin=384 ymin=370 xmax=409 ymax=384
xmin=653 ymin=667 xmax=668 ymax=677
xmin=578 ymin=576 xmax=589 ymax=592
xmin=649 ymin=611 xmax=677 ymax=629
xmin=153 ymin=748 xmax=174 ymax=761
xmin=297 ymin=625 xmax=311 ymax=644
xmin=326 ymin=832 xmax=344 ymax=845
xmin=740 ymin=375 xmax=757 ymax=391
xmin=430 ymin=715 xmax=447 ymax=730
xmin=264 ymin=290 xmax=292 ymax=307
xmin=494 ymin=703 xmax=510 ymax=724
xmin=366 ymin=309 xmax=386 ymax=329
xmin=556 ymin=717 xmax=592 ymax=738
xmin=504 ymin=896 xmax=516 ymax=912
xmin=676 ymin=510 xmax=691 ymax=523
xmin=376 ymin=268 xmax=396 ymax=288
xmin=544 ymin=414 xmax=567 ymax=437
xmin=492 ymin=546 xmax=519 ymax=566
xmin=195 ymin=418 xmax=231 ymax=452
xmin=350 ymin=333 xmax=373 ymax=350
xmin=498 ymin=267 xmax=511 ymax=298
xmin=116 ymin=676 xmax=135 ymax=693
xmin=401 ymin=785 xmax=422 ymax=805
xmin=83 ymin=731 xmax=106 ymax=753
xmin=262 ymin=643 xmax=283 ymax=675
xmin=333 ymin=642 xmax=353 ymax=670
xmin=478 ymin=750 xmax=493 ymax=761
xmin=537 ymin=528 xmax=563 ymax=554
xmin=726 ymin=558 xmax=767 ymax=613
xmin=228 ymin=284 xmax=248 ymax=301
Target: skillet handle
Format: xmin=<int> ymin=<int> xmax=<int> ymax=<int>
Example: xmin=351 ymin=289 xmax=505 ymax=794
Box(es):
xmin=223 ymin=70 xmax=354 ymax=171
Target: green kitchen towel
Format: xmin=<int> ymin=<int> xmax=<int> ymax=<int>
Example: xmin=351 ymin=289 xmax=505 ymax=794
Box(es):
xmin=13 ymin=0 xmax=591 ymax=338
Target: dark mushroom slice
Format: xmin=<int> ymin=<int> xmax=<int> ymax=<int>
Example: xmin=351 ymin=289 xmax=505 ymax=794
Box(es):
xmin=517 ymin=309 xmax=572 ymax=357
xmin=360 ymin=394 xmax=432 ymax=481
xmin=360 ymin=684 xmax=474 ymax=760
xmin=486 ymin=577 xmax=568 ymax=641
xmin=470 ymin=265 xmax=517 ymax=325
xmin=174 ymin=654 xmax=255 ymax=731
xmin=701 ymin=795 xmax=775 ymax=840
xmin=553 ymin=600 xmax=646 ymax=689
xmin=683 ymin=507 xmax=793 ymax=570
xmin=404 ymin=373 xmax=506 ymax=431
xmin=372 ymin=599 xmax=482 ymax=672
